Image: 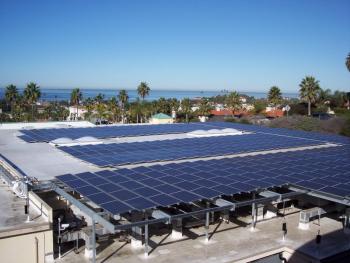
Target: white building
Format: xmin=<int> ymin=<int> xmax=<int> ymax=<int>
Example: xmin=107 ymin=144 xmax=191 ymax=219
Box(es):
xmin=67 ymin=106 xmax=87 ymax=121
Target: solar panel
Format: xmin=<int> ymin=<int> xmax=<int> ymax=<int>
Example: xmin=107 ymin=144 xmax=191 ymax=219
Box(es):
xmin=110 ymin=189 xmax=135 ymax=200
xmin=56 ymin=145 xmax=350 ymax=215
xmin=75 ymin=185 xmax=100 ymax=196
xmin=171 ymin=191 xmax=202 ymax=203
xmin=58 ymin=133 xmax=326 ymax=167
xmin=88 ymin=192 xmax=113 ymax=205
xmin=19 ymin=123 xmax=229 ymax=143
xmin=149 ymin=194 xmax=181 ymax=206
xmin=102 ymin=201 xmax=132 ymax=214
xmin=127 ymin=197 xmax=157 ymax=210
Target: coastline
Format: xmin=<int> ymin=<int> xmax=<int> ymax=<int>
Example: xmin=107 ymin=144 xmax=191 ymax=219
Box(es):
xmin=0 ymin=87 xmax=298 ymax=102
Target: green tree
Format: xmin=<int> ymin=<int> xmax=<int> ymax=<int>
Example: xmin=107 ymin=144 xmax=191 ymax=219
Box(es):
xmin=299 ymin=76 xmax=320 ymax=116
xmin=137 ymin=82 xmax=151 ymax=100
xmin=225 ymin=91 xmax=241 ymax=117
xmin=70 ymin=88 xmax=83 ymax=121
xmin=156 ymin=97 xmax=171 ymax=114
xmin=197 ymin=98 xmax=212 ymax=117
xmin=94 ymin=93 xmax=104 ymax=104
xmin=318 ymin=88 xmax=332 ymax=103
xmin=108 ymin=96 xmax=120 ymax=123
xmin=142 ymin=101 xmax=156 ymax=121
xmin=95 ymin=103 xmax=107 ymax=124
xmin=181 ymin=98 xmax=191 ymax=123
xmin=268 ymin=86 xmax=282 ymax=106
xmin=5 ymin=84 xmax=19 ymax=117
xmin=118 ymin=90 xmax=129 ymax=123
xmin=130 ymin=99 xmax=143 ymax=123
xmin=344 ymin=53 xmax=350 ymax=109
xmin=84 ymin=98 xmax=95 ymax=121
xmin=346 ymin=53 xmax=350 ymax=72
xmin=24 ymin=82 xmax=41 ymax=120
xmin=253 ymin=99 xmax=267 ymax=114
xmin=137 ymin=82 xmax=150 ymax=123
xmin=168 ymin=98 xmax=180 ymax=115
xmin=43 ymin=104 xmax=69 ymax=121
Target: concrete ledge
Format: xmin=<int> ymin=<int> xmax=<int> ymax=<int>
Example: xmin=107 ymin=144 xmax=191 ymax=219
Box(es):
xmin=0 ymin=222 xmax=50 ymax=239
xmin=29 ymin=191 xmax=53 ymax=222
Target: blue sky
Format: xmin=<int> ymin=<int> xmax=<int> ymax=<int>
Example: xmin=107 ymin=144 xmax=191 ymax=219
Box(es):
xmin=0 ymin=0 xmax=349 ymax=93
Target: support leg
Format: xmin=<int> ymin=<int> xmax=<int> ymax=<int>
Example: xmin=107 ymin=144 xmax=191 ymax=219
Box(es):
xmin=92 ymin=220 xmax=96 ymax=263
xmin=205 ymin=202 xmax=210 ymax=242
xmin=144 ymin=214 xmax=149 ymax=257
xmin=251 ymin=193 xmax=256 ymax=229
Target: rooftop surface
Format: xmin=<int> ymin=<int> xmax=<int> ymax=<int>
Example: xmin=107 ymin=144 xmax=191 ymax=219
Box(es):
xmin=1 ymin=122 xmax=350 ymax=262
xmin=0 ymin=129 xmax=100 ymax=180
xmin=56 ymin=211 xmax=350 ymax=263
xmin=1 ymin=121 xmax=349 ymax=188
xmin=0 ymin=180 xmax=46 ymax=231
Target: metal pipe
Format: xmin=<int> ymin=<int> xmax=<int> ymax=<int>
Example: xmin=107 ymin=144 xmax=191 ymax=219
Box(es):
xmin=205 ymin=212 xmax=209 ymax=242
xmin=92 ymin=219 xmax=96 ymax=263
xmin=25 ymin=182 xmax=30 ymax=222
xmin=58 ymin=217 xmax=61 ymax=259
xmin=35 ymin=237 xmax=39 ymax=263
xmin=144 ymin=213 xmax=149 ymax=257
xmin=54 ymin=187 xmax=116 ymax=233
xmin=251 ymin=192 xmax=256 ymax=229
xmin=205 ymin=202 xmax=209 ymax=242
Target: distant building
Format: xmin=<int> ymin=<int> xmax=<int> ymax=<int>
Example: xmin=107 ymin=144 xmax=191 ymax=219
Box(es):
xmin=239 ymin=97 xmax=247 ymax=103
xmin=198 ymin=115 xmax=208 ymax=122
xmin=67 ymin=106 xmax=87 ymax=121
xmin=191 ymin=106 xmax=199 ymax=112
xmin=210 ymin=109 xmax=233 ymax=116
xmin=149 ymin=113 xmax=174 ymax=124
xmin=214 ymin=104 xmax=224 ymax=111
xmin=265 ymin=106 xmax=284 ymax=118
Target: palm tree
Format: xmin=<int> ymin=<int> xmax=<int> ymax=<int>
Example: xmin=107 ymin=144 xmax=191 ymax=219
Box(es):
xmin=299 ymin=76 xmax=321 ymax=116
xmin=346 ymin=53 xmax=350 ymax=72
xmin=118 ymin=90 xmax=129 ymax=123
xmin=137 ymin=82 xmax=151 ymax=123
xmin=95 ymin=103 xmax=107 ymax=124
xmin=5 ymin=84 xmax=19 ymax=116
xmin=156 ymin=97 xmax=171 ymax=114
xmin=137 ymin=82 xmax=151 ymax=100
xmin=11 ymin=95 xmax=24 ymax=121
xmin=268 ymin=86 xmax=282 ymax=106
xmin=168 ymin=98 xmax=180 ymax=118
xmin=108 ymin=96 xmax=120 ymax=123
xmin=24 ymin=82 xmax=41 ymax=120
xmin=70 ymin=88 xmax=83 ymax=121
xmin=267 ymin=86 xmax=282 ymax=118
xmin=318 ymin=88 xmax=331 ymax=103
xmin=344 ymin=53 xmax=350 ymax=109
xmin=197 ymin=99 xmax=212 ymax=117
xmin=94 ymin=93 xmax=104 ymax=104
xmin=84 ymin=98 xmax=95 ymax=121
xmin=225 ymin=91 xmax=241 ymax=117
xmin=181 ymin=98 xmax=191 ymax=123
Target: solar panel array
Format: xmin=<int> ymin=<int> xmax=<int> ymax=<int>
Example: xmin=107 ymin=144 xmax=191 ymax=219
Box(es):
xmin=58 ymin=133 xmax=324 ymax=167
xmin=18 ymin=123 xmax=216 ymax=142
xmin=18 ymin=121 xmax=350 ymax=144
xmin=204 ymin=122 xmax=350 ymax=145
xmin=56 ymin=146 xmax=350 ymax=215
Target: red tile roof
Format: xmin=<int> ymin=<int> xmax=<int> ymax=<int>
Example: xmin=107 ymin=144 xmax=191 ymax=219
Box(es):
xmin=265 ymin=109 xmax=284 ymax=117
xmin=210 ymin=110 xmax=233 ymax=116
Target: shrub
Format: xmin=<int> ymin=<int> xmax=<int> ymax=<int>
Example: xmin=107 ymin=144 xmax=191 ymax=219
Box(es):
xmin=268 ymin=115 xmax=350 ymax=137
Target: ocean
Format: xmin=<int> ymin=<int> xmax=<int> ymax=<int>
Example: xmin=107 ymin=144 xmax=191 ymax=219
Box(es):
xmin=0 ymin=88 xmax=298 ymax=102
